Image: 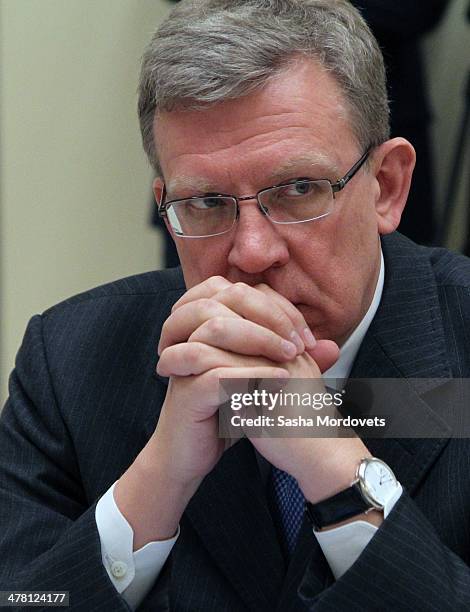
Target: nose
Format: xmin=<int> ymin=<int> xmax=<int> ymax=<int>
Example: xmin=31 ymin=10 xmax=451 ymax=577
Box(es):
xmin=227 ymin=199 xmax=290 ymax=274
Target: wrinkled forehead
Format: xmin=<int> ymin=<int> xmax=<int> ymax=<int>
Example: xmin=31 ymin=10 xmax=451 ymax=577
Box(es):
xmin=165 ymin=152 xmax=341 ymax=195
xmin=153 ymin=58 xmax=357 ymax=185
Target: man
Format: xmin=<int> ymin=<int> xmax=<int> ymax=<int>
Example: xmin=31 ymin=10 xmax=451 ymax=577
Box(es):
xmin=1 ymin=1 xmax=470 ymax=610
xmin=153 ymin=0 xmax=450 ymax=264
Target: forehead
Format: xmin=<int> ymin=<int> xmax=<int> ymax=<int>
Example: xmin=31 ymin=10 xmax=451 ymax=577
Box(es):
xmin=154 ymin=58 xmax=358 ymax=189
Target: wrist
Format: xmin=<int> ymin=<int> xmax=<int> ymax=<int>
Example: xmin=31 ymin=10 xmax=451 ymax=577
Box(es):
xmin=115 ymin=447 xmax=200 ymax=549
xmin=305 ymin=456 xmax=401 ymax=532
xmin=298 ymin=447 xmax=371 ymax=504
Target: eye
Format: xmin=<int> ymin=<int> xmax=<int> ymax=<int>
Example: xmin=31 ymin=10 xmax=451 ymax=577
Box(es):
xmin=281 ymin=180 xmax=318 ymax=198
xmin=188 ymin=196 xmax=226 ymax=210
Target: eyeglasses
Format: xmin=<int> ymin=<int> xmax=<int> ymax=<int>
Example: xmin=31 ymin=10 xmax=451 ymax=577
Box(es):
xmin=158 ymin=149 xmax=370 ymax=238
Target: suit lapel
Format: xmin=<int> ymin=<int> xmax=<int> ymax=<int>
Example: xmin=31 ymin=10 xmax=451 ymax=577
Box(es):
xmin=355 ymin=233 xmax=452 ymax=382
xmin=275 ymin=518 xmax=332 ymax=610
xmin=350 ymin=233 xmax=453 ymax=494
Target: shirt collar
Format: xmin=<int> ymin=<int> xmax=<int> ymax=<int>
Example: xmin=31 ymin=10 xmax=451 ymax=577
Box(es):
xmin=323 ymin=248 xmax=385 ymax=384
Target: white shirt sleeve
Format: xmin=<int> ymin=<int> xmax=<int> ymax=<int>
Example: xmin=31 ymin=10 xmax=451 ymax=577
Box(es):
xmin=314 ymin=484 xmax=403 ymax=579
xmin=95 ymin=482 xmax=179 ymax=610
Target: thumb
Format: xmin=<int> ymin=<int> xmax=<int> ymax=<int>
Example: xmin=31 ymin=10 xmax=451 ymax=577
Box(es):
xmin=306 ymin=339 xmax=340 ymax=373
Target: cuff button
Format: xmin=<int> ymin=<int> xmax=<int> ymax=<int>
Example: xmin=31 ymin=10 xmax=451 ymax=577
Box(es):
xmin=111 ymin=560 xmax=128 ymax=579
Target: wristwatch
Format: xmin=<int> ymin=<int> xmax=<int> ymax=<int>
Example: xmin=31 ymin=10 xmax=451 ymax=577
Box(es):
xmin=305 ymin=457 xmax=401 ymax=531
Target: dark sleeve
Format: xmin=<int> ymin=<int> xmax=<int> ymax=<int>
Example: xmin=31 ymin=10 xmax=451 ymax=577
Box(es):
xmin=352 ymin=0 xmax=450 ymax=41
xmin=0 ymin=315 xmax=130 ymax=612
xmin=299 ymin=492 xmax=470 ymax=610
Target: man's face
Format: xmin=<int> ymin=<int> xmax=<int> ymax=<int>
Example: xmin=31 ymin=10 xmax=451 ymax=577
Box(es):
xmin=154 ymin=59 xmax=384 ymax=346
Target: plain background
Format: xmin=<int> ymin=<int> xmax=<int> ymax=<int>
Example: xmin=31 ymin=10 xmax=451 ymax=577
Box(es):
xmin=0 ymin=0 xmax=469 ymax=404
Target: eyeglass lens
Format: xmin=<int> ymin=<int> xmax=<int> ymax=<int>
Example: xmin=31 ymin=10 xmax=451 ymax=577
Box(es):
xmin=166 ymin=179 xmax=334 ymax=237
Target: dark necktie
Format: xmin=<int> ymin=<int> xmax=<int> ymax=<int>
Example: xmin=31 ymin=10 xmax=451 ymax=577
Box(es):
xmin=270 ymin=466 xmax=305 ymax=556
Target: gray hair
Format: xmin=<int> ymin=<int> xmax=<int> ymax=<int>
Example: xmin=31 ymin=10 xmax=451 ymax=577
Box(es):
xmin=138 ymin=0 xmax=390 ymax=175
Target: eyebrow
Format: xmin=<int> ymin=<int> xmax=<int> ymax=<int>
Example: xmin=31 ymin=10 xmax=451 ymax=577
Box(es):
xmin=166 ymin=152 xmax=341 ymax=196
xmin=272 ymin=153 xmax=341 ymax=182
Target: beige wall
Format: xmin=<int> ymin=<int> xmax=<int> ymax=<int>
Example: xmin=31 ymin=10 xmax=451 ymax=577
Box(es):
xmin=1 ymin=0 xmax=469 ymax=404
xmin=0 ymin=0 xmax=170 ymax=402
xmin=424 ymin=0 xmax=470 ymax=249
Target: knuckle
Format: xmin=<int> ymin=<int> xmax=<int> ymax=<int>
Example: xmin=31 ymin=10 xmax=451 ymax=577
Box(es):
xmin=196 ymin=298 xmax=219 ymax=317
xmin=186 ymin=342 xmax=204 ymax=362
xmin=159 ymin=342 xmax=207 ymax=376
xmin=234 ymin=281 xmax=249 ymax=291
xmin=228 ymin=282 xmax=249 ymax=300
xmin=209 ymin=276 xmax=230 ymax=292
xmin=204 ymin=316 xmax=226 ymax=338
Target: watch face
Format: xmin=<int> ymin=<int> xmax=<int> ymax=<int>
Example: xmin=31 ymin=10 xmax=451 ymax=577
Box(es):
xmin=361 ymin=459 xmax=398 ymax=507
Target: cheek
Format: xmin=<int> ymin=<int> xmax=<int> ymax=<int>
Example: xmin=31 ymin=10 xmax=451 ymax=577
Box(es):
xmin=330 ymin=202 xmax=380 ymax=288
xmin=288 ymin=214 xmax=352 ymax=281
xmin=329 ymin=187 xmax=379 ymax=262
xmin=292 ymin=199 xmax=379 ymax=313
xmin=329 ymin=200 xmax=381 ymax=312
xmin=176 ymin=239 xmax=231 ymax=288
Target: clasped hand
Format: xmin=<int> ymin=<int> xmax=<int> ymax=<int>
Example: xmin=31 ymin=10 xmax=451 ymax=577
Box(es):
xmin=153 ymin=277 xmax=369 ymax=504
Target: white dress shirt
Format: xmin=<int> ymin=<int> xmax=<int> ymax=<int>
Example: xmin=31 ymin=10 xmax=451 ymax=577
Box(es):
xmin=96 ymin=247 xmax=402 ymax=607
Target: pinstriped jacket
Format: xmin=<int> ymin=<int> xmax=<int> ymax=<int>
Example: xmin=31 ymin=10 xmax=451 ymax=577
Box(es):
xmin=1 ymin=231 xmax=470 ymax=611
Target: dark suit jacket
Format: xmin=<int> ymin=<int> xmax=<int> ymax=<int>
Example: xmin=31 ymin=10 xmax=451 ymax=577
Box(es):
xmin=2 ymin=232 xmax=470 ymax=611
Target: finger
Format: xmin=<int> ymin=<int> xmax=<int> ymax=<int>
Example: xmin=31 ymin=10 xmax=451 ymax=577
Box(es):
xmin=255 ymin=283 xmax=317 ymax=349
xmin=157 ymin=342 xmax=290 ymax=377
xmin=188 ymin=317 xmax=298 ymax=363
xmin=172 ymin=276 xmax=232 ymax=312
xmin=210 ymin=283 xmax=305 ymax=352
xmin=158 ymin=298 xmax=241 ymax=355
xmin=203 ymin=365 xmax=291 ymax=410
xmin=162 ymin=365 xmax=290 ymax=416
xmin=172 ymin=278 xmax=308 ymax=354
xmin=306 ymin=339 xmax=340 ymax=374
xmin=214 ymin=366 xmax=291 ymax=382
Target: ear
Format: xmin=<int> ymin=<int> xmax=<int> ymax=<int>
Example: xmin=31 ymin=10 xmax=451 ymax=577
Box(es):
xmin=152 ymin=176 xmax=174 ymax=236
xmin=152 ymin=176 xmax=164 ymax=208
xmin=372 ymin=138 xmax=416 ymax=235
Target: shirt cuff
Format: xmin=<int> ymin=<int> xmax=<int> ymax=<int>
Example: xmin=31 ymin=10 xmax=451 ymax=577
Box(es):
xmin=313 ymin=483 xmax=403 ymax=579
xmin=95 ymin=481 xmax=179 ymax=610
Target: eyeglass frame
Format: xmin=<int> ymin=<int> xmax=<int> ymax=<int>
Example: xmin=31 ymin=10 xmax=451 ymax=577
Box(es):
xmin=157 ymin=148 xmax=371 ymax=237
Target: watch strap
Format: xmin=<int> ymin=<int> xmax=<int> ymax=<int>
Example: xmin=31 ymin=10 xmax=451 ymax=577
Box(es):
xmin=305 ymin=482 xmax=371 ymax=530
